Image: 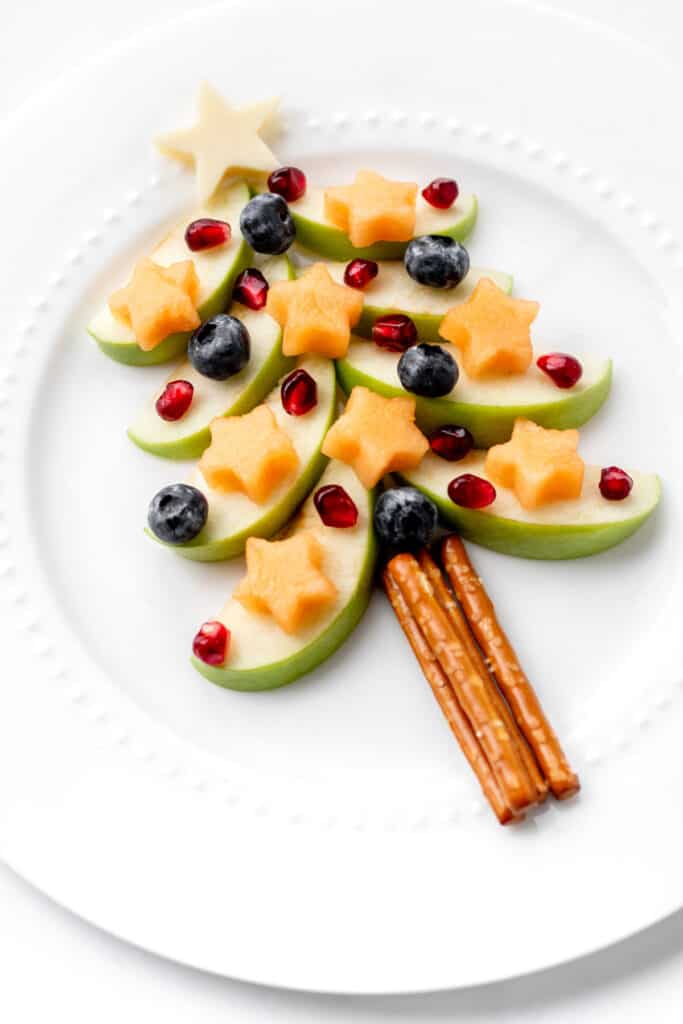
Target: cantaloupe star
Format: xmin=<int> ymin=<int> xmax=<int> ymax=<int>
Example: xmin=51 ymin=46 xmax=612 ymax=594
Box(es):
xmin=485 ymin=418 xmax=585 ymax=510
xmin=266 ymin=262 xmax=364 ymax=359
xmin=439 ymin=277 xmax=540 ymax=379
xmin=322 ymin=386 xmax=429 ymax=489
xmin=156 ymin=82 xmax=280 ymax=201
xmin=199 ymin=405 xmax=299 ymax=503
xmin=109 ymin=258 xmax=200 ymax=351
xmin=324 ymin=170 xmax=418 ymax=248
xmin=234 ymin=532 xmax=337 ymax=634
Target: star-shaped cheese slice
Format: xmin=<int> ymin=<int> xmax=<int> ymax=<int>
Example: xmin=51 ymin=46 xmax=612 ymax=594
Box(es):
xmin=109 ymin=258 xmax=200 ymax=351
xmin=485 ymin=418 xmax=584 ymax=510
xmin=199 ymin=405 xmax=299 ymax=504
xmin=234 ymin=532 xmax=337 ymax=634
xmin=266 ymin=262 xmax=364 ymax=359
xmin=156 ymin=82 xmax=280 ymax=201
xmin=324 ymin=170 xmax=418 ymax=248
xmin=439 ymin=278 xmax=539 ymax=379
xmin=322 ymin=386 xmax=429 ymax=489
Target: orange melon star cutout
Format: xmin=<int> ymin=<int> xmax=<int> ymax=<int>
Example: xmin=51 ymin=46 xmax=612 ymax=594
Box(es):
xmin=485 ymin=418 xmax=585 ymax=510
xmin=109 ymin=258 xmax=200 ymax=351
xmin=322 ymin=386 xmax=429 ymax=489
xmin=324 ymin=170 xmax=418 ymax=248
xmin=439 ymin=277 xmax=540 ymax=379
xmin=266 ymin=262 xmax=364 ymax=359
xmin=234 ymin=532 xmax=337 ymax=634
xmin=199 ymin=405 xmax=299 ymax=504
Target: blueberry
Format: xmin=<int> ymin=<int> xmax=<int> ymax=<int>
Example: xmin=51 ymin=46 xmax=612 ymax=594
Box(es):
xmin=188 ymin=314 xmax=250 ymax=380
xmin=239 ymin=193 xmax=295 ymax=255
xmin=148 ymin=484 xmax=208 ymax=544
xmin=398 ymin=343 xmax=458 ymax=397
xmin=404 ymin=235 xmax=470 ymax=289
xmin=374 ymin=487 xmax=438 ymax=550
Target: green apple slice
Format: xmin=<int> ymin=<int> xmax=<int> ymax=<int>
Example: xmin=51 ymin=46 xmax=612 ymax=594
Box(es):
xmin=324 ymin=261 xmax=513 ymax=343
xmin=155 ymin=355 xmax=336 ymax=562
xmin=337 ymin=340 xmax=612 ymax=448
xmin=191 ymin=460 xmax=377 ymax=691
xmin=401 ymin=450 xmax=661 ymax=560
xmin=288 ymin=187 xmax=478 ymax=261
xmin=88 ymin=181 xmax=251 ymax=366
xmin=127 ymin=255 xmax=294 ymax=459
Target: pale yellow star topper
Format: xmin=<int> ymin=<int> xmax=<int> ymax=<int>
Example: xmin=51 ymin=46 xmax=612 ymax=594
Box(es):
xmin=156 ymin=82 xmax=280 ymax=201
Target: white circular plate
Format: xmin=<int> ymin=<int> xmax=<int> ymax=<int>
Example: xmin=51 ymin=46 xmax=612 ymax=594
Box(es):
xmin=1 ymin=0 xmax=683 ymax=995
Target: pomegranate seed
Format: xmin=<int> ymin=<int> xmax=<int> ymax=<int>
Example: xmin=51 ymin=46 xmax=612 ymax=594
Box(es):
xmin=233 ymin=268 xmax=269 ymax=310
xmin=281 ymin=368 xmax=317 ymax=416
xmin=430 ymin=425 xmax=473 ymax=462
xmin=268 ymin=166 xmax=307 ymax=202
xmin=448 ymin=473 xmax=496 ymax=509
xmin=422 ymin=177 xmax=459 ymax=209
xmin=314 ymin=484 xmax=359 ymax=528
xmin=599 ymin=466 xmax=633 ymax=501
xmin=192 ymin=620 xmax=230 ymax=666
xmin=155 ymin=380 xmax=194 ymax=421
xmin=372 ymin=314 xmax=418 ymax=353
xmin=344 ymin=258 xmax=379 ymax=289
xmin=537 ymin=353 xmax=583 ymax=389
xmin=185 ymin=218 xmax=231 ymax=252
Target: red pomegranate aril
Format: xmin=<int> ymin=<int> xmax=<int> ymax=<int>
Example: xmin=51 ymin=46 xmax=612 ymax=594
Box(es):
xmin=268 ymin=166 xmax=307 ymax=202
xmin=372 ymin=314 xmax=418 ymax=353
xmin=155 ymin=379 xmax=194 ymax=421
xmin=537 ymin=352 xmax=583 ymax=389
xmin=185 ymin=218 xmax=231 ymax=252
xmin=448 ymin=473 xmax=496 ymax=509
xmin=429 ymin=425 xmax=474 ymax=462
xmin=599 ymin=465 xmax=633 ymax=501
xmin=281 ymin=368 xmax=318 ymax=416
xmin=192 ymin=620 xmax=230 ymax=666
xmin=233 ymin=268 xmax=269 ymax=310
xmin=344 ymin=258 xmax=379 ymax=289
xmin=422 ymin=177 xmax=459 ymax=210
xmin=314 ymin=485 xmax=358 ymax=528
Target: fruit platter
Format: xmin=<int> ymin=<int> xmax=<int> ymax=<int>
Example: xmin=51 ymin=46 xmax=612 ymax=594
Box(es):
xmin=82 ymin=82 xmax=662 ymax=826
xmin=4 ymin=0 xmax=683 ymax=992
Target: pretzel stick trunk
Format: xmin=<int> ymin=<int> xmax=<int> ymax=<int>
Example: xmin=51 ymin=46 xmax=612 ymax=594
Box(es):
xmin=383 ymin=571 xmax=518 ymax=825
xmin=442 ymin=536 xmax=580 ymax=800
xmin=418 ymin=550 xmax=548 ymax=804
xmin=387 ymin=554 xmax=537 ymax=815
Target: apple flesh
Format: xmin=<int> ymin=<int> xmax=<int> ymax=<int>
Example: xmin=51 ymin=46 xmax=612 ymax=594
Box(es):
xmin=337 ymin=340 xmax=612 ymax=448
xmin=128 ymin=255 xmax=294 ymax=459
xmin=401 ymin=450 xmax=661 ymax=559
xmin=287 ymin=187 xmax=478 ymax=261
xmin=88 ymin=181 xmax=251 ymax=366
xmin=191 ymin=461 xmax=377 ymax=691
xmin=324 ymin=261 xmax=513 ymax=343
xmin=150 ymin=355 xmax=336 ymax=562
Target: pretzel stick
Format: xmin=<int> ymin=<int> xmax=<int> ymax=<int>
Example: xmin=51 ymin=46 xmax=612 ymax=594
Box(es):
xmin=441 ymin=536 xmax=580 ymax=800
xmin=387 ymin=554 xmax=537 ymax=815
xmin=418 ymin=550 xmax=548 ymax=803
xmin=383 ymin=571 xmax=517 ymax=825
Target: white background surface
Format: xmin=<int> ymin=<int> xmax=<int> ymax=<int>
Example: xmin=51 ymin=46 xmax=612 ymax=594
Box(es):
xmin=2 ymin=0 xmax=682 ymax=1019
